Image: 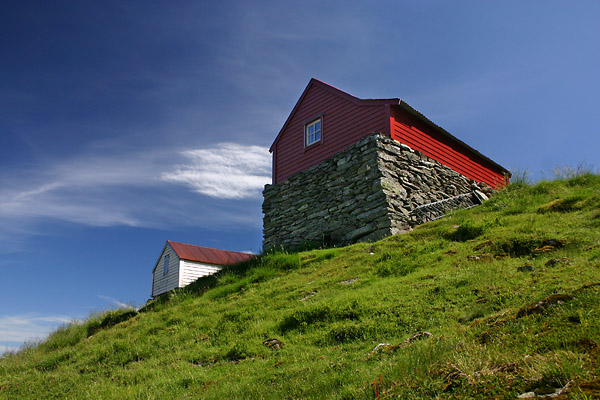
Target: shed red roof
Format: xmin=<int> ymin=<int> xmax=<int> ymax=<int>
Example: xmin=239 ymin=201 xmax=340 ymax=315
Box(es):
xmin=167 ymin=241 xmax=255 ymax=265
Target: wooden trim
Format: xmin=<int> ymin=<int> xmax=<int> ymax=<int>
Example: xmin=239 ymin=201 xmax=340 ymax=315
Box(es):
xmin=384 ymin=104 xmax=391 ymax=137
xmin=303 ymin=113 xmax=324 ymax=126
xmin=303 ymin=115 xmax=324 ymax=151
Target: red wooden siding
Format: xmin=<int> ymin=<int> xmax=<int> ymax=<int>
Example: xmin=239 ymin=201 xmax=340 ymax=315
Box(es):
xmin=271 ymin=81 xmax=387 ymax=184
xmin=390 ymin=106 xmax=507 ymax=189
xmin=270 ymin=79 xmax=509 ymax=188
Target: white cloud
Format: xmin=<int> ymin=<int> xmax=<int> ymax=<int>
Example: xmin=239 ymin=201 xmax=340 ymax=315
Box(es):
xmin=0 ymin=151 xmax=166 ymax=228
xmin=97 ymin=295 xmax=133 ymax=310
xmin=0 ymin=314 xmax=73 ymax=344
xmin=0 ymin=142 xmax=267 ymax=254
xmin=162 ymin=143 xmax=271 ymax=199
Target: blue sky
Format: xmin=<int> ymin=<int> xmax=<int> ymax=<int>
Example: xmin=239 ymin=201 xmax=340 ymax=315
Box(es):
xmin=1 ymin=1 xmax=599 ymax=354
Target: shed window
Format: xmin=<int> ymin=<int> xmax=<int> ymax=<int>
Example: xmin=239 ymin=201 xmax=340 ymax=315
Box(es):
xmin=305 ymin=118 xmax=322 ymax=147
xmin=163 ymin=255 xmax=169 ymax=276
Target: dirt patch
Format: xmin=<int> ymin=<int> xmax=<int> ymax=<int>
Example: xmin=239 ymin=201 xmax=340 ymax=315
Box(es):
xmin=578 ymin=379 xmax=600 ymax=397
xmin=566 ymin=338 xmax=598 ymax=353
xmin=474 ymin=240 xmax=492 ymax=251
xmin=578 ymin=282 xmax=600 ymax=291
xmin=487 ymin=238 xmax=566 ymax=258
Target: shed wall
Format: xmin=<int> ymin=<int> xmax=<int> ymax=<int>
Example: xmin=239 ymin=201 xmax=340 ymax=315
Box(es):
xmin=263 ymin=134 xmax=488 ymax=250
xmin=152 ymin=245 xmax=180 ymax=297
xmin=179 ymin=260 xmax=221 ymax=287
xmin=390 ymin=107 xmax=507 ymax=189
xmin=273 ymin=84 xmax=387 ymax=183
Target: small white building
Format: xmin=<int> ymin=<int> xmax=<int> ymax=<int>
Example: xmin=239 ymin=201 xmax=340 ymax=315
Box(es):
xmin=151 ymin=240 xmax=255 ymax=297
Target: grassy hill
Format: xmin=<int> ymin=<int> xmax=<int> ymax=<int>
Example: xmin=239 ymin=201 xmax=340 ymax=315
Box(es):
xmin=1 ymin=175 xmax=600 ymax=399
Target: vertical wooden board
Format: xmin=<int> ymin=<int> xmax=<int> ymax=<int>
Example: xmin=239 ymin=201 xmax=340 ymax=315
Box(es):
xmin=151 ymin=244 xmax=181 ymax=297
xmin=179 ymin=260 xmax=221 ymax=287
xmin=391 ymin=107 xmax=506 ymax=188
xmin=273 ymin=83 xmax=387 ymax=183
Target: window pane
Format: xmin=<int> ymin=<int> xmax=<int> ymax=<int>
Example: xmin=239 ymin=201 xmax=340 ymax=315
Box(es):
xmin=305 ymin=119 xmax=322 ymax=146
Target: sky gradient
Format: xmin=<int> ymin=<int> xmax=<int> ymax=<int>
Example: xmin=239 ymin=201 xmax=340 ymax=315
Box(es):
xmin=1 ymin=1 xmax=599 ymax=354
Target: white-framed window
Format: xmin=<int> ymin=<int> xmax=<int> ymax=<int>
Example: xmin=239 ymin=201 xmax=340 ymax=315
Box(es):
xmin=163 ymin=254 xmax=169 ymax=276
xmin=305 ymin=118 xmax=322 ymax=147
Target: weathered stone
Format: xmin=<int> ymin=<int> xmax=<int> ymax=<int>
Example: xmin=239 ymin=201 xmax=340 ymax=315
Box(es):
xmin=262 ymin=134 xmax=488 ymax=250
xmin=263 ymin=338 xmax=284 ymax=350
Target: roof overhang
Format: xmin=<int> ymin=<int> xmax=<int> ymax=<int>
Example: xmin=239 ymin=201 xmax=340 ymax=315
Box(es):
xmin=395 ymin=100 xmax=510 ymax=176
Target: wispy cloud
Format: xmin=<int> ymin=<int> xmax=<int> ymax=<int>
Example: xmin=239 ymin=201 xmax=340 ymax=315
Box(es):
xmin=0 ymin=150 xmax=166 ymax=228
xmin=162 ymin=143 xmax=271 ymax=199
xmin=0 ymin=314 xmax=73 ymax=344
xmin=0 ymin=141 xmax=268 ymax=252
xmin=1 ymin=142 xmax=269 ymax=226
xmin=97 ymin=295 xmax=133 ymax=309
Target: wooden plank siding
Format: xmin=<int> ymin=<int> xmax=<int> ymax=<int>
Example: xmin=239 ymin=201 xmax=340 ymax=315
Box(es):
xmin=270 ymin=78 xmax=509 ymax=188
xmin=272 ymin=82 xmax=387 ymax=184
xmin=179 ymin=260 xmax=221 ymax=287
xmin=390 ymin=107 xmax=508 ymax=189
xmin=151 ymin=244 xmax=180 ymax=297
xmin=151 ymin=241 xmax=254 ymax=298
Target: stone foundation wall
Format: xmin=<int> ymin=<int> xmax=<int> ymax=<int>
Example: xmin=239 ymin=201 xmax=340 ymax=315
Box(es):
xmin=262 ymin=134 xmax=489 ymax=250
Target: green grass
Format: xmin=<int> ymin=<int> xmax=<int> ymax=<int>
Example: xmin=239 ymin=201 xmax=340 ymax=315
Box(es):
xmin=2 ymin=175 xmax=600 ymax=399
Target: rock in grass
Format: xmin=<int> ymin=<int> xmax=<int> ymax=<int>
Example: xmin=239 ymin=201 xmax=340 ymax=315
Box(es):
xmin=338 ymin=277 xmax=360 ymax=284
xmin=263 ymin=338 xmax=284 ymax=350
xmin=533 ymin=239 xmax=564 ymax=254
xmin=517 ymin=293 xmax=574 ymax=318
xmin=370 ymin=332 xmax=433 ymax=355
xmin=299 ymin=291 xmax=317 ymax=301
xmin=517 ymin=392 xmax=536 ymax=398
xmin=370 ymin=343 xmax=397 ymax=354
xmin=518 ymin=265 xmax=535 ymax=272
xmin=401 ymin=331 xmax=433 ymax=345
xmin=545 ymin=258 xmax=573 ymax=266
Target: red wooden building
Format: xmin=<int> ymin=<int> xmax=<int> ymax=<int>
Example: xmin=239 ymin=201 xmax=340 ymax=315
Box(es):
xmin=269 ymin=78 xmax=509 ymax=188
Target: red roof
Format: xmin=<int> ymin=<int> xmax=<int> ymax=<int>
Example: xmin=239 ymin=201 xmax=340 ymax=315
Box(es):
xmin=167 ymin=241 xmax=255 ymax=265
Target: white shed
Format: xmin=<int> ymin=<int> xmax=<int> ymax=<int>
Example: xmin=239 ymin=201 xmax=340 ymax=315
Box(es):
xmin=151 ymin=240 xmax=255 ymax=297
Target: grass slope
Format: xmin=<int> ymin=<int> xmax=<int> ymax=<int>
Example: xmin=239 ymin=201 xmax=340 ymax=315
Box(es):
xmin=1 ymin=175 xmax=600 ymax=399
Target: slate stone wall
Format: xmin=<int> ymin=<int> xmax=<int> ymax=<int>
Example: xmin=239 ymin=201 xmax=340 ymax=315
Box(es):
xmin=262 ymin=133 xmax=489 ymax=250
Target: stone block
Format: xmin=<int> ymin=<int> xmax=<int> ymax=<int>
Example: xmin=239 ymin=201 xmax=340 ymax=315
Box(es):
xmin=262 ymin=133 xmax=487 ymax=250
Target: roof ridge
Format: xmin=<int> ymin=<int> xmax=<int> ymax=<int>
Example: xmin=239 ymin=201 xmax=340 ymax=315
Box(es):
xmin=269 ymin=78 xmax=399 ymax=152
xmin=167 ymin=240 xmax=251 ymax=255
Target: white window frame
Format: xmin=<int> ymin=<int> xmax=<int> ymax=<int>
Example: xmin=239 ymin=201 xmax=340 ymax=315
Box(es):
xmin=305 ymin=117 xmax=322 ymax=147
